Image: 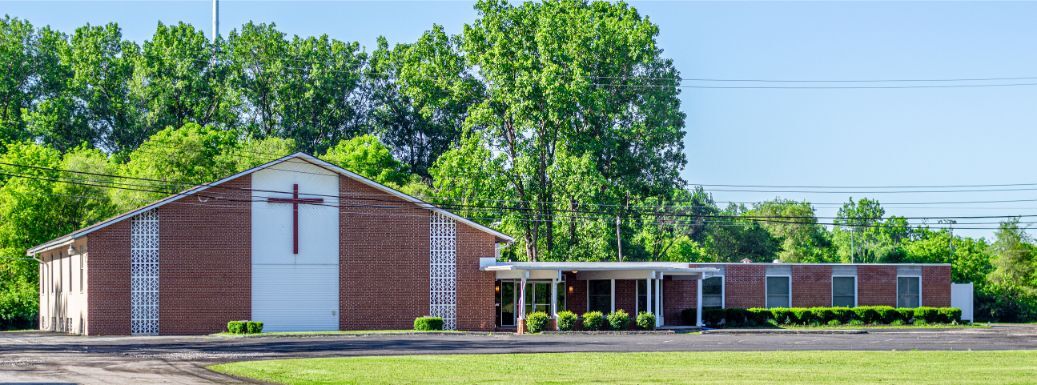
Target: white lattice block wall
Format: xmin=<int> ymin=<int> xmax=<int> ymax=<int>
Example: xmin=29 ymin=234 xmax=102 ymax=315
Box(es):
xmin=429 ymin=213 xmax=457 ymax=330
xmin=130 ymin=209 xmax=159 ymax=335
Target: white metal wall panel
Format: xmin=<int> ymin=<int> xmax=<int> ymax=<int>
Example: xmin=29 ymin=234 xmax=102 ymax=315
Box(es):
xmin=252 ymin=159 xmax=340 ymax=331
xmin=253 ymin=264 xmax=339 ymax=331
xmin=952 ymin=283 xmax=974 ymax=322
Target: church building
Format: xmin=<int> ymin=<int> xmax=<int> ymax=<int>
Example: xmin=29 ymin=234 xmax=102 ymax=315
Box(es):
xmin=31 ymin=153 xmax=954 ymax=335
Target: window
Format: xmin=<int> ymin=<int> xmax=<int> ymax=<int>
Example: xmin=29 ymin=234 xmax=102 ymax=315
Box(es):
xmin=556 ymin=279 xmax=566 ymax=313
xmin=588 ymin=280 xmax=612 ymax=313
xmin=79 ymin=254 xmax=84 ymax=293
xmin=897 ymin=276 xmax=921 ymax=308
xmin=636 ymin=280 xmax=647 ymax=312
xmin=702 ymin=277 xmax=724 ymax=308
xmin=832 ymin=276 xmax=856 ymax=307
xmin=766 ymin=276 xmax=790 ymax=308
xmin=523 ymin=281 xmax=550 ymax=315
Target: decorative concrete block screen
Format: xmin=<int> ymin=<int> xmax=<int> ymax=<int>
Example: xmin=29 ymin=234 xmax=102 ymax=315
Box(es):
xmin=430 ymin=212 xmax=457 ymax=330
xmin=130 ymin=209 xmax=160 ymax=335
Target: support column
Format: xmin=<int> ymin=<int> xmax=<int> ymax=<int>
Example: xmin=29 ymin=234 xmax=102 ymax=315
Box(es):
xmin=517 ymin=274 xmax=527 ymax=334
xmin=696 ymin=275 xmax=704 ymax=327
xmin=655 ymin=273 xmax=664 ymax=327
xmin=550 ymin=275 xmax=559 ymax=331
xmin=645 ymin=272 xmax=653 ymax=316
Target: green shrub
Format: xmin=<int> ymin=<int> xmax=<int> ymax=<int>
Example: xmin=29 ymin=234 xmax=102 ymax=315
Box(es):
xmin=581 ymin=311 xmax=605 ymax=330
xmin=895 ymin=308 xmax=915 ymax=323
xmin=607 ymin=310 xmax=631 ymax=330
xmin=826 ymin=319 xmax=842 ymax=327
xmin=556 ymin=311 xmax=578 ymax=331
xmin=791 ymin=308 xmax=812 ymax=325
xmin=891 ymin=319 xmax=905 ymax=326
xmin=525 ymin=312 xmax=550 ymax=333
xmin=913 ymin=319 xmax=928 ymax=326
xmin=227 ymin=320 xmax=247 ymax=334
xmin=875 ymin=306 xmax=897 ymax=324
xmin=681 ymin=308 xmax=696 ymax=325
xmin=746 ymin=308 xmax=770 ymax=326
xmin=939 ymin=308 xmax=963 ymax=324
xmin=770 ymin=308 xmax=795 ymax=325
xmin=636 ymin=312 xmax=656 ymax=330
xmin=246 ymin=321 xmax=263 ymax=334
xmin=830 ymin=307 xmax=851 ymax=323
xmin=848 ymin=319 xmax=864 ymax=326
xmin=852 ymin=306 xmax=881 ymax=324
xmin=414 ymin=316 xmax=444 ymax=331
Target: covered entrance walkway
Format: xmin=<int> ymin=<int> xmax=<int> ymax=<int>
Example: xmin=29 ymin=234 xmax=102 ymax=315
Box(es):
xmin=481 ymin=260 xmax=719 ymax=333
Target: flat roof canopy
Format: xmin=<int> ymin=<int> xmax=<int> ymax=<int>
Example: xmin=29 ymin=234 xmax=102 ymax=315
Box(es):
xmin=481 ymin=260 xmax=720 ymax=280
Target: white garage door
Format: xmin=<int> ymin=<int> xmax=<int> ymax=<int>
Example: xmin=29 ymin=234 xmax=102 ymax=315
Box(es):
xmin=253 ymin=264 xmax=339 ymax=331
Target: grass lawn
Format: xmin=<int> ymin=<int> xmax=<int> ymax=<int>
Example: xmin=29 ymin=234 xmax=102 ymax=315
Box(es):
xmin=211 ymin=330 xmax=462 ymax=338
xmin=209 ymin=351 xmax=1037 ymax=385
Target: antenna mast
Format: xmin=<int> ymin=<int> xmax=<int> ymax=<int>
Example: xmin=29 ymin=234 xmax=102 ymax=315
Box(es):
xmin=212 ymin=0 xmax=219 ymax=42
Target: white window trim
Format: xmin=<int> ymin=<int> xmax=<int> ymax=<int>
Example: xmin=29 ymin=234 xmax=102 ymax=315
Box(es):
xmin=765 ymin=274 xmax=792 ymax=308
xmin=896 ymin=275 xmax=923 ymax=308
xmin=831 ymin=275 xmax=857 ymax=307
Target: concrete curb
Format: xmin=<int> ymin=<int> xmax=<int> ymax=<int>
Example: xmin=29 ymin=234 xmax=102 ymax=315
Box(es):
xmin=701 ymin=329 xmax=867 ymax=335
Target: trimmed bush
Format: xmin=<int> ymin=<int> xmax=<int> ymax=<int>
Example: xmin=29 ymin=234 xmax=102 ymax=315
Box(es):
xmin=227 ymin=320 xmax=247 ymax=334
xmin=556 ymin=311 xmax=578 ymax=331
xmin=607 ymin=309 xmax=631 ymax=330
xmin=581 ymin=311 xmax=605 ymax=330
xmin=826 ymin=319 xmax=842 ymax=327
xmin=636 ymin=312 xmax=656 ymax=330
xmin=414 ymin=316 xmax=444 ymax=331
xmin=246 ymin=321 xmax=263 ymax=334
xmin=685 ymin=306 xmax=962 ymax=328
xmin=525 ymin=311 xmax=550 ymax=333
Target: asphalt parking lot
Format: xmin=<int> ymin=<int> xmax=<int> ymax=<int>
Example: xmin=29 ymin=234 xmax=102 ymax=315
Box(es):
xmin=2 ymin=324 xmax=1036 ymax=385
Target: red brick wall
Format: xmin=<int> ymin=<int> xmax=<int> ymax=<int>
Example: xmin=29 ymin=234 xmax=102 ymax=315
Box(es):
xmin=663 ymin=278 xmax=696 ymax=326
xmin=340 ymin=176 xmax=430 ymax=330
xmin=86 ymin=221 xmax=131 ymax=335
xmin=923 ymin=265 xmax=951 ymax=307
xmin=456 ymin=225 xmax=496 ymax=331
xmin=858 ymin=265 xmax=897 ymax=306
xmin=564 ymin=272 xmax=585 ymax=314
xmin=614 ymin=280 xmax=637 ymax=314
xmin=792 ymin=265 xmax=832 ymax=307
xmin=158 ymin=174 xmax=251 ymax=335
xmin=725 ymin=264 xmax=765 ymax=308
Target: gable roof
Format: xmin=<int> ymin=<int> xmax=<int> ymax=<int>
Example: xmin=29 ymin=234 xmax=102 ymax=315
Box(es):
xmin=27 ymin=152 xmax=513 ymax=255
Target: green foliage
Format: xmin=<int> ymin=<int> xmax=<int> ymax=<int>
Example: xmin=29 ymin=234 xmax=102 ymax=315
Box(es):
xmin=635 ymin=312 xmax=656 ymax=330
xmin=556 ymin=310 xmax=578 ymax=331
xmin=747 ymin=199 xmax=835 ymax=262
xmin=413 ymin=316 xmax=444 ymax=331
xmin=227 ymin=320 xmax=246 ymax=334
xmin=524 ymin=311 xmax=550 ymax=333
xmin=246 ymin=321 xmax=264 ymax=334
xmin=580 ymin=311 xmax=605 ymax=331
xmin=607 ymin=310 xmax=631 ymax=330
xmin=319 ymin=134 xmax=412 ymax=188
xmin=697 ymin=306 xmax=962 ymax=328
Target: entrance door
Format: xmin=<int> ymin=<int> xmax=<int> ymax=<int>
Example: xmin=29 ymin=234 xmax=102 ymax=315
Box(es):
xmin=497 ymin=281 xmax=516 ymax=327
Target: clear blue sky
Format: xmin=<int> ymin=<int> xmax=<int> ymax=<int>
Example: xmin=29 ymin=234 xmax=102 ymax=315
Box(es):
xmin=5 ymin=1 xmax=1037 ymax=239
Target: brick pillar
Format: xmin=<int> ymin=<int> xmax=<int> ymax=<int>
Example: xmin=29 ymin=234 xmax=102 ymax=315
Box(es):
xmin=922 ymin=265 xmax=951 ymax=307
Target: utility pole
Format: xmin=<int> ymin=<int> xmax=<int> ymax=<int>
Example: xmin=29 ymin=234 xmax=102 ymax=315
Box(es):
xmin=615 ymin=214 xmax=623 ymax=262
xmin=212 ymin=0 xmax=219 ymax=42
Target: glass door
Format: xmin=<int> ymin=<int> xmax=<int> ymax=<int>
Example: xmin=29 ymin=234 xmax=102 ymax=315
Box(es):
xmin=497 ymin=280 xmax=516 ymax=327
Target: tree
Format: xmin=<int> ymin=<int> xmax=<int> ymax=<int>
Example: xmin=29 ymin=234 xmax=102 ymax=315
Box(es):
xmin=460 ymin=0 xmax=686 ymax=261
xmin=989 ymin=218 xmax=1036 ymax=287
xmin=747 ymin=199 xmax=834 ymax=262
xmin=0 ymin=16 xmax=37 ymax=143
xmin=368 ymin=25 xmax=484 ymax=180
xmin=114 ymin=123 xmax=240 ymax=210
xmin=833 ymin=198 xmax=910 ymax=263
xmin=131 ymin=22 xmax=233 ymax=139
xmin=703 ymin=203 xmax=779 ymax=262
xmin=65 ymin=23 xmax=142 ymax=153
xmin=319 ymin=134 xmax=412 ymax=188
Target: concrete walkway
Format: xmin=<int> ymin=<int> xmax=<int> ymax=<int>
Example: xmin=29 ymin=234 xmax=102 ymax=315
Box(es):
xmin=2 ymin=324 xmax=1036 ymax=384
